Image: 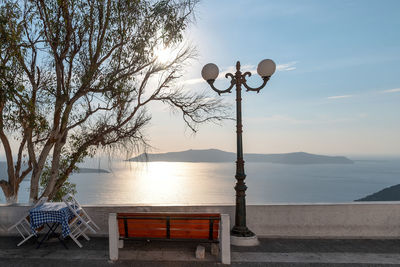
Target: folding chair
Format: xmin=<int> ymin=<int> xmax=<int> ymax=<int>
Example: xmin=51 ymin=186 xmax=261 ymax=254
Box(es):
xmin=62 ymin=194 xmax=100 ymax=248
xmin=8 ymin=197 xmax=48 ymax=246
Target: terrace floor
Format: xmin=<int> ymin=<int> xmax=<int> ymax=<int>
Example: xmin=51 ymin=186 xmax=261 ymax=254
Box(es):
xmin=1 ymin=236 xmax=400 ymax=266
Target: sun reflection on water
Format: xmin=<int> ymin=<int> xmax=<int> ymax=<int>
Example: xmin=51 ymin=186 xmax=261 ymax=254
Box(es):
xmin=99 ymin=161 xmax=234 ymax=205
xmin=50 ymin=161 xmax=235 ymax=205
xmin=130 ymin=162 xmax=192 ymax=204
xmin=13 ymin=159 xmax=400 ymax=205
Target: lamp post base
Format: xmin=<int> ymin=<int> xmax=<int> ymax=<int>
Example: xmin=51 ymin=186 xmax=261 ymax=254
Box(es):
xmin=231 ymin=227 xmax=259 ymax=246
xmin=231 ymin=234 xmax=260 ymax=246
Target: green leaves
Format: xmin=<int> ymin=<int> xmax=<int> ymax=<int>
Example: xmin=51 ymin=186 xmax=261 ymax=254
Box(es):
xmin=1 ymin=0 xmax=229 ymax=202
xmin=39 ymin=158 xmax=78 ymax=202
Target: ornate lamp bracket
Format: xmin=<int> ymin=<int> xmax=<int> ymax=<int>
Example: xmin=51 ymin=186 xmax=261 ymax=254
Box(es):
xmin=242 ymin=72 xmax=271 ymax=93
xmin=207 ymin=73 xmax=236 ymax=95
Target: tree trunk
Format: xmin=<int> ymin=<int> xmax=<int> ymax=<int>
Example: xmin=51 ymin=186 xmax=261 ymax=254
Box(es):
xmin=0 ymin=182 xmax=17 ymax=204
xmin=29 ymin=141 xmax=54 ymax=201
xmin=0 ymin=130 xmax=19 ymax=203
xmin=29 ymin=167 xmax=42 ymax=202
xmin=42 ymin=133 xmax=67 ymax=198
xmin=42 ymin=147 xmax=62 ymax=197
xmin=6 ymin=193 xmax=18 ymax=204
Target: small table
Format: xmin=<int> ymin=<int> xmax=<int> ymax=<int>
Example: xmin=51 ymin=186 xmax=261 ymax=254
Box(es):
xmin=29 ymin=202 xmax=76 ymax=249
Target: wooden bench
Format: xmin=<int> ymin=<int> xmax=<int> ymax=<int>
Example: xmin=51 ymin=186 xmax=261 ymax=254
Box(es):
xmin=108 ymin=212 xmax=230 ymax=264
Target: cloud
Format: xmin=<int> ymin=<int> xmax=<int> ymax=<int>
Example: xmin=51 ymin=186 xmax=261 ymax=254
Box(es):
xmin=232 ymin=61 xmax=298 ymax=74
xmin=277 ymin=61 xmax=297 ymax=71
xmin=183 ymin=78 xmax=204 ymax=85
xmin=327 ymin=95 xmax=353 ymax=100
xmin=181 ymin=65 xmax=255 ymax=86
xmin=324 ymin=87 xmax=400 ymax=100
xmin=382 ymin=88 xmax=400 ymax=93
xmin=249 ymin=113 xmax=367 ymax=126
xmin=181 ymin=61 xmax=298 ymax=85
xmin=220 ymin=64 xmax=256 ymax=77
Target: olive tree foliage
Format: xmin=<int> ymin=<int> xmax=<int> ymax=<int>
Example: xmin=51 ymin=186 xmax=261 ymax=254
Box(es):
xmin=39 ymin=157 xmax=77 ymax=202
xmin=0 ymin=0 xmax=229 ymax=203
xmin=0 ymin=2 xmax=32 ymax=203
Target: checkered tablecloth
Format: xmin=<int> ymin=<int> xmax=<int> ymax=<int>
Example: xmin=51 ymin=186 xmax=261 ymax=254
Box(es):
xmin=29 ymin=202 xmax=76 ymax=238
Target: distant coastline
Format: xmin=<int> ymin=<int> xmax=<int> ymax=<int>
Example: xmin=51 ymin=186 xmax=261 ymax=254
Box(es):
xmin=0 ymin=162 xmax=109 ymax=179
xmin=128 ymin=149 xmax=354 ymax=165
xmin=77 ymin=168 xmax=110 ymax=174
xmin=356 ymin=184 xmax=400 ymax=202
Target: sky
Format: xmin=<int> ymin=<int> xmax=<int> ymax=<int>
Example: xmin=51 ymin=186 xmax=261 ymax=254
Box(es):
xmin=145 ymin=0 xmax=400 ymax=157
xmin=1 ymin=0 xmax=398 ymax=161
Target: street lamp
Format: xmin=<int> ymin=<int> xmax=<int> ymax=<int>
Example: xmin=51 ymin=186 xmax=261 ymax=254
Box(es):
xmin=202 ymin=59 xmax=276 ymax=245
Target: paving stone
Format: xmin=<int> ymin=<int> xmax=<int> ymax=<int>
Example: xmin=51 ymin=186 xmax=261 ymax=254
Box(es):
xmin=1 ymin=236 xmax=400 ymax=266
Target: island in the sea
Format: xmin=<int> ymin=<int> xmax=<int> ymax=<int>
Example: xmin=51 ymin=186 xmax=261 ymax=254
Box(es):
xmin=355 ymin=184 xmax=400 ymax=201
xmin=128 ymin=149 xmax=354 ymax=164
xmin=77 ymin=168 xmax=110 ymax=173
xmin=0 ymin=162 xmax=109 ymax=179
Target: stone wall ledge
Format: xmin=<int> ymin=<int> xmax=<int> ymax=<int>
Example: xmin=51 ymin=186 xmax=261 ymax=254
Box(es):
xmin=1 ymin=202 xmax=400 ymax=238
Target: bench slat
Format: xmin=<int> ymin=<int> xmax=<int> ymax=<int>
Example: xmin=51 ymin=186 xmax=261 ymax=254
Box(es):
xmin=123 ymin=230 xmax=167 ymax=238
xmin=122 ymin=221 xmax=167 ymax=228
xmin=171 ymin=230 xmax=219 ymax=240
xmin=171 ymin=221 xmax=219 ymax=229
xmin=117 ymin=213 xmax=221 ymax=241
xmin=118 ymin=213 xmax=220 ymax=219
xmin=117 ymin=221 xmax=219 ymax=231
xmin=118 ymin=227 xmax=219 ymax=238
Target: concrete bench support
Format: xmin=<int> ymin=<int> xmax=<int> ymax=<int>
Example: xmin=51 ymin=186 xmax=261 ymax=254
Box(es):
xmin=108 ymin=213 xmax=118 ymax=260
xmin=220 ymin=213 xmax=231 ymax=264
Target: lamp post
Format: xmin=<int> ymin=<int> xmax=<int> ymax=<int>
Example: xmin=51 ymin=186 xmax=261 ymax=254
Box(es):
xmin=201 ymin=59 xmax=276 ymax=245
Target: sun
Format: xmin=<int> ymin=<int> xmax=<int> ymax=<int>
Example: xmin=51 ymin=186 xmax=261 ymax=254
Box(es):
xmin=154 ymin=46 xmax=175 ymax=64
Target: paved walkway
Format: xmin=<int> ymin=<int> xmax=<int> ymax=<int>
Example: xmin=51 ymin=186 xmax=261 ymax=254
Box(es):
xmin=1 ymin=236 xmax=400 ymax=266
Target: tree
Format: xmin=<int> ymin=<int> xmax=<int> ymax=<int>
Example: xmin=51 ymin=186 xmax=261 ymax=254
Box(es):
xmin=0 ymin=1 xmax=34 ymax=203
xmin=0 ymin=0 xmax=229 ymax=203
xmin=39 ymin=156 xmax=77 ymax=202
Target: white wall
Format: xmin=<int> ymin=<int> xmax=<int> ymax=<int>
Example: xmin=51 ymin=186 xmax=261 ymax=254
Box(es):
xmin=2 ymin=202 xmax=400 ymax=238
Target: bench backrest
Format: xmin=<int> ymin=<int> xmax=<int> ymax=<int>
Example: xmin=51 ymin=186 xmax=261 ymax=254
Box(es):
xmin=117 ymin=213 xmax=221 ymax=241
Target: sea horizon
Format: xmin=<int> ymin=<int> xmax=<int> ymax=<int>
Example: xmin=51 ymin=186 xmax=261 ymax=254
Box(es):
xmin=1 ymin=156 xmax=399 ymax=205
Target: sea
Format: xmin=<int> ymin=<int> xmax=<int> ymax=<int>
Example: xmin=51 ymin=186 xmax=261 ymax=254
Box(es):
xmin=3 ymin=157 xmax=400 ymax=205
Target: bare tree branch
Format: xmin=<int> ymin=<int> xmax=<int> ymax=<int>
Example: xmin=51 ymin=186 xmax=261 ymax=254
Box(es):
xmin=0 ymin=0 xmax=228 ymax=202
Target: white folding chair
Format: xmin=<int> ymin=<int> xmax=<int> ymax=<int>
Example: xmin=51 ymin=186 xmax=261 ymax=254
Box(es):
xmin=8 ymin=197 xmax=48 ymax=246
xmin=62 ymin=194 xmax=100 ymax=248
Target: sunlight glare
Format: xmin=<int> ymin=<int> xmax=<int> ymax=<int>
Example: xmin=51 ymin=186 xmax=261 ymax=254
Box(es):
xmin=128 ymin=162 xmax=191 ymax=204
xmin=154 ymin=46 xmax=175 ymax=64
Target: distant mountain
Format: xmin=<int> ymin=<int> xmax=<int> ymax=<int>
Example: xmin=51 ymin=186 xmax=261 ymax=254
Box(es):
xmin=127 ymin=149 xmax=354 ymax=164
xmin=77 ymin=168 xmax=110 ymax=173
xmin=355 ymin=184 xmax=400 ymax=201
xmin=0 ymin=161 xmax=109 ymax=180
